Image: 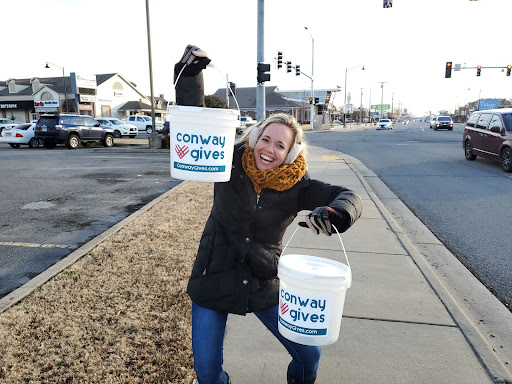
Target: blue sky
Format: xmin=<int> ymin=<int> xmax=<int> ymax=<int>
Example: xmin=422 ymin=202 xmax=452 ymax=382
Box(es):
xmin=3 ymin=0 xmax=511 ymax=116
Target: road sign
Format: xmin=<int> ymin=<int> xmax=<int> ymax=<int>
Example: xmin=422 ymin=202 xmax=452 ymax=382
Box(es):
xmin=478 ymin=98 xmax=498 ymax=111
xmin=454 ymin=64 xmax=461 ymax=71
xmin=373 ymin=104 xmax=390 ymax=110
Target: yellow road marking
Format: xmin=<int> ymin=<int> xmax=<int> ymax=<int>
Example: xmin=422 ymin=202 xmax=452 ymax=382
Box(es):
xmin=0 ymin=242 xmax=70 ymax=249
xmin=321 ymin=155 xmax=340 ymax=160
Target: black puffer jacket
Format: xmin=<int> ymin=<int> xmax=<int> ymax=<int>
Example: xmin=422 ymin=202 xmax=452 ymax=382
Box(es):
xmin=187 ymin=142 xmax=363 ymax=315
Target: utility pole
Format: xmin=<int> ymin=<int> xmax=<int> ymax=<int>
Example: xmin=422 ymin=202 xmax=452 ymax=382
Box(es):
xmin=256 ymin=0 xmax=265 ymax=121
xmin=226 ymin=74 xmax=229 ymax=106
xmin=145 ymin=0 xmax=160 ymax=149
xmin=379 ymin=81 xmax=387 ymax=119
xmin=360 ymin=88 xmax=363 ymax=124
xmin=391 ymin=92 xmax=394 ymax=120
xmin=369 ymin=88 xmax=371 ymax=124
xmin=304 ymin=27 xmax=315 ymax=131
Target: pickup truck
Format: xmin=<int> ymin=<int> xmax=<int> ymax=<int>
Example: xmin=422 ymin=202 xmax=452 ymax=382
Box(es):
xmin=240 ymin=116 xmax=256 ymax=127
xmin=236 ymin=116 xmax=257 ymax=135
xmin=0 ymin=118 xmax=17 ymax=135
xmin=124 ymin=115 xmax=163 ymax=134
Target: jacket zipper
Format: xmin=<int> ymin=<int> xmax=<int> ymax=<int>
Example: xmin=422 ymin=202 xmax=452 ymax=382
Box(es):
xmin=256 ymin=194 xmax=261 ymax=205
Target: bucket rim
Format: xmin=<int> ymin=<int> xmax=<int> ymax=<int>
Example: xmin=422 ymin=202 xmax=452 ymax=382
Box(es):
xmin=168 ymin=105 xmax=240 ymax=116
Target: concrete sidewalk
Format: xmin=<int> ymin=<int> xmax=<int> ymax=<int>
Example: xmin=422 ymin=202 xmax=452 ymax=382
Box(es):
xmin=223 ymin=145 xmax=512 ymax=383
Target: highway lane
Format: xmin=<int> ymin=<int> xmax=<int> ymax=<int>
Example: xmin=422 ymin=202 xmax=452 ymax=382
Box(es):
xmin=306 ymin=121 xmax=512 ymax=310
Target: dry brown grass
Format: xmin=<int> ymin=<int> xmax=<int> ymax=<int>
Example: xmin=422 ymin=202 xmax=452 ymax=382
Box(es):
xmin=0 ymin=182 xmax=214 ymax=383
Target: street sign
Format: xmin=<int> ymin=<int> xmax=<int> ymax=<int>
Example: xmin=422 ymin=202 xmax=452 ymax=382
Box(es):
xmin=373 ymin=104 xmax=390 ymax=110
xmin=454 ymin=63 xmax=461 ymax=71
xmin=478 ymin=98 xmax=498 ymax=111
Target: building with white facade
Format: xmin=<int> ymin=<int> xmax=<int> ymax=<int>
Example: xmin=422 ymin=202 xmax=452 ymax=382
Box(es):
xmin=0 ymin=73 xmax=167 ymax=124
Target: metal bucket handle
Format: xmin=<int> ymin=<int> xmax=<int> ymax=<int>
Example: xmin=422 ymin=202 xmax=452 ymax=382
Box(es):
xmin=282 ymin=223 xmax=350 ymax=270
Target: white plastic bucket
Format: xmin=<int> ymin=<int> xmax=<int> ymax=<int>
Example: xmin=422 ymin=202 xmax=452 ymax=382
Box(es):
xmin=168 ymin=105 xmax=239 ymax=182
xmin=277 ymin=227 xmax=352 ymax=346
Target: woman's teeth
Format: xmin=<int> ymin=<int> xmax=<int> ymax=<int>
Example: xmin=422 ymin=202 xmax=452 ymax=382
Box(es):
xmin=261 ymin=154 xmax=273 ymax=163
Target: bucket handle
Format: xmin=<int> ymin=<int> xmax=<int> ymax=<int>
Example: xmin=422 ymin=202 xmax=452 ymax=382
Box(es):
xmin=173 ymin=63 xmax=241 ymax=118
xmin=282 ymin=223 xmax=350 ymax=270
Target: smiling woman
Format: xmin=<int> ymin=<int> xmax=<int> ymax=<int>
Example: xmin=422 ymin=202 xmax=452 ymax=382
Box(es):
xmin=253 ymin=123 xmax=294 ymax=170
xmin=187 ymin=113 xmax=363 ymax=384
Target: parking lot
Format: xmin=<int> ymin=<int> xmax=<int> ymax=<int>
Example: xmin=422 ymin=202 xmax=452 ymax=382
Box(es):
xmin=0 ymin=137 xmax=179 ymax=298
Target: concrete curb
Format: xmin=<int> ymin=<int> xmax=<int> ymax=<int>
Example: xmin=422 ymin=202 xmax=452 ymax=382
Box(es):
xmin=0 ymin=181 xmax=187 ymax=315
xmin=343 ymin=153 xmax=512 ymax=383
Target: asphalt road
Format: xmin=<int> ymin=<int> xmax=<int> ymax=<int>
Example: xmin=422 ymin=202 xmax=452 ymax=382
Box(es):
xmin=306 ymin=121 xmax=512 ymax=311
xmin=0 ymin=137 xmax=180 ymax=298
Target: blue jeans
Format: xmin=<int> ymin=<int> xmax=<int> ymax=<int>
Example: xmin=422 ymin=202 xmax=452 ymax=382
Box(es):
xmin=192 ymin=301 xmax=321 ymax=384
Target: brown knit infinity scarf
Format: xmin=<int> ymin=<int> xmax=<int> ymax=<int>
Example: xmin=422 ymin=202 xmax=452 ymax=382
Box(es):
xmin=242 ymin=146 xmax=307 ymax=195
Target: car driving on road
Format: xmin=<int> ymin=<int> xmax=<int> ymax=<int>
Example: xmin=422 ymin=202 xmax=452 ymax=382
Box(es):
xmin=463 ymin=108 xmax=512 ymax=172
xmin=376 ymin=119 xmax=393 ymax=130
xmin=431 ymin=116 xmax=453 ymax=130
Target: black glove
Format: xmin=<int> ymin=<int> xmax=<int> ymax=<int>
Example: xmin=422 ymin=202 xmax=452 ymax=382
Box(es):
xmin=305 ymin=206 xmax=346 ymax=236
xmin=174 ymin=45 xmax=210 ymax=107
xmin=179 ymin=45 xmax=211 ymax=77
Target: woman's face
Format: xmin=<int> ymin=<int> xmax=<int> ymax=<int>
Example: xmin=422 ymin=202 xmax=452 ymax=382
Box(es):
xmin=254 ymin=123 xmax=294 ymax=170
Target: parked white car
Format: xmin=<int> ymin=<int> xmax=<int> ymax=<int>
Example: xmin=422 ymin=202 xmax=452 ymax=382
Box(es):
xmin=0 ymin=122 xmax=40 ymax=148
xmin=124 ymin=115 xmax=163 ymax=134
xmin=96 ymin=118 xmax=138 ymax=138
xmin=0 ymin=118 xmax=17 ymax=135
xmin=376 ymin=119 xmax=393 ymax=130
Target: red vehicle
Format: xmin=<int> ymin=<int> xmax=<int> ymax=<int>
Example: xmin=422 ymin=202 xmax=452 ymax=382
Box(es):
xmin=463 ymin=108 xmax=512 ymax=172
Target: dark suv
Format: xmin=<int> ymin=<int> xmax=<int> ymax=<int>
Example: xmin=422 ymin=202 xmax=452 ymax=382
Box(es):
xmin=35 ymin=114 xmax=114 ymax=149
xmin=463 ymin=108 xmax=512 ymax=172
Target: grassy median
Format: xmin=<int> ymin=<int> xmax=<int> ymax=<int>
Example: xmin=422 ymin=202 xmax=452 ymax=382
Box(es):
xmin=0 ymin=182 xmax=213 ymax=383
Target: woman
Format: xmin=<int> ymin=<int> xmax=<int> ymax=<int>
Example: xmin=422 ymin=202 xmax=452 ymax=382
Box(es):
xmin=187 ymin=113 xmax=363 ymax=384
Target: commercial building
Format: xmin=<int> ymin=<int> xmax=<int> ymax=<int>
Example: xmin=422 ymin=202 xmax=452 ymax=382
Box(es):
xmin=0 ymin=73 xmax=167 ymax=123
xmin=213 ymin=86 xmax=340 ymax=126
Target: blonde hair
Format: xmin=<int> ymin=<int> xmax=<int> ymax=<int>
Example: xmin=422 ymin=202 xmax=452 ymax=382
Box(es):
xmin=243 ymin=113 xmax=308 ymax=161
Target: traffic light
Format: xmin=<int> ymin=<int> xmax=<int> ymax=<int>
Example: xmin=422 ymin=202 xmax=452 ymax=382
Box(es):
xmin=257 ymin=63 xmax=271 ymax=84
xmin=445 ymin=62 xmax=452 ymax=78
xmin=295 ymin=65 xmax=300 ymax=76
xmin=309 ymin=97 xmax=313 ymax=104
xmin=383 ymin=0 xmax=392 ymax=7
xmin=286 ymin=62 xmax=292 ymax=73
xmin=477 ymin=65 xmax=482 ymax=77
xmin=277 ymin=51 xmax=283 ymax=69
xmin=314 ymin=97 xmax=319 ymax=104
xmin=229 ymin=82 xmax=236 ymax=96
xmin=507 ymin=65 xmax=511 ymax=76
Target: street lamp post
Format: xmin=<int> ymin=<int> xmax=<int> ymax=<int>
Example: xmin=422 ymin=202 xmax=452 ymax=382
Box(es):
xmin=304 ymin=27 xmax=314 ymax=131
xmin=344 ymin=65 xmax=364 ymax=128
xmin=45 ymin=62 xmax=67 ymax=112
